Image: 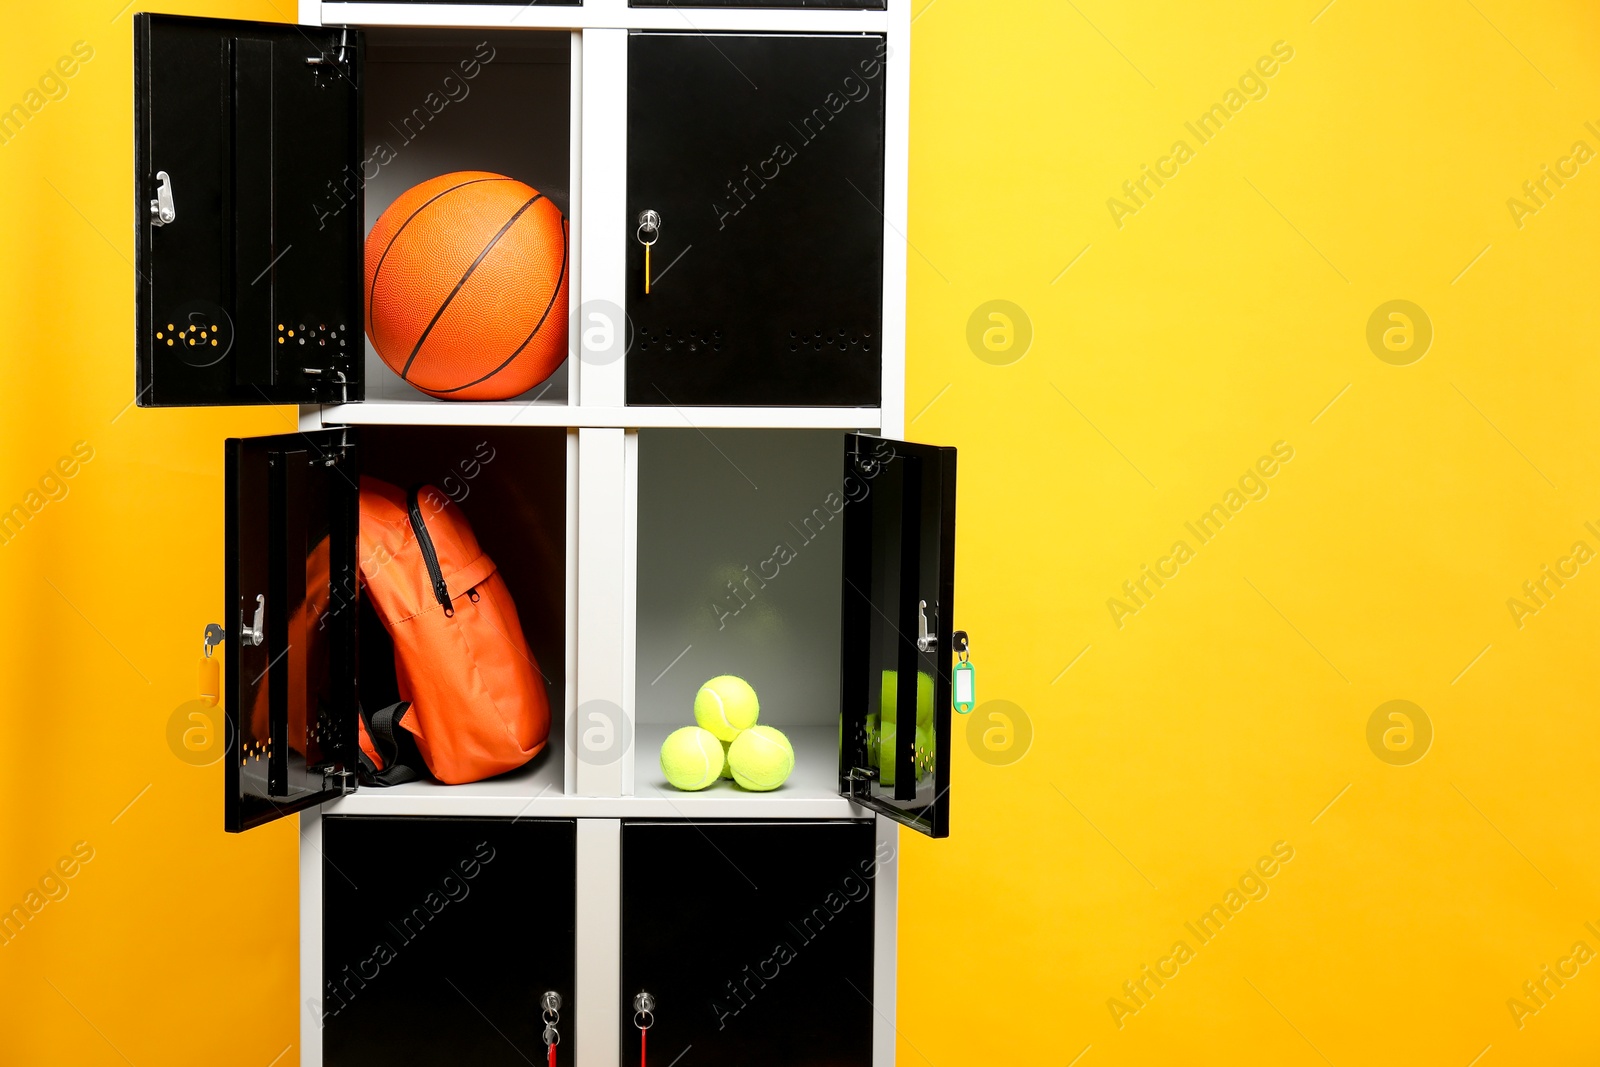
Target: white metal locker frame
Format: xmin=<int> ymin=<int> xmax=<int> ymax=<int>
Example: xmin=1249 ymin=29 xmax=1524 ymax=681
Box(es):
xmin=292 ymin=2 xmax=914 ymax=1064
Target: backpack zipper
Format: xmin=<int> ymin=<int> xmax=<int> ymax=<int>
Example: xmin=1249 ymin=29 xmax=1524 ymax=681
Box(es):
xmin=406 ymin=486 xmax=454 ymax=616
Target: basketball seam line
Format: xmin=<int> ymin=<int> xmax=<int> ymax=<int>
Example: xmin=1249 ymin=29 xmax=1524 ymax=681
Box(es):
xmin=399 ymin=192 xmax=546 ymax=380
xmin=429 ymin=214 xmax=571 ymax=395
xmin=366 ymin=176 xmax=512 ymax=333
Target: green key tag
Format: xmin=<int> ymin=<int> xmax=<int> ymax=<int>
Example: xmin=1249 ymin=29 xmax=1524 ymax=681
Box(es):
xmin=953 ymin=660 xmax=975 ymax=714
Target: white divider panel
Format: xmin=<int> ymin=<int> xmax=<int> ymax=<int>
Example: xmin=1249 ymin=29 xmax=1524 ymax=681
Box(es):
xmin=568 ymin=30 xmax=583 ymax=408
xmin=299 ymin=811 xmax=324 ymax=1067
xmin=565 ymin=430 xmax=580 ymax=793
xmin=880 ymin=0 xmax=911 ymax=441
xmin=578 ymin=28 xmax=628 ymax=408
xmin=576 ymin=427 xmax=628 ymax=796
xmin=620 ymin=430 xmax=639 ymax=795
xmin=574 ymin=819 xmax=622 ymax=1067
xmin=873 ymin=816 xmax=899 ymax=1067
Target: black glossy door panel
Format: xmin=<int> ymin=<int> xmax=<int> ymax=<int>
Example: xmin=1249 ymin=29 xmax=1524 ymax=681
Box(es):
xmin=621 ymin=821 xmax=876 ymax=1067
xmin=838 ymin=433 xmax=956 ymax=838
xmin=633 ymin=1 xmax=885 ymax=6
xmin=626 ymin=33 xmax=886 ymax=407
xmin=135 ymin=14 xmax=364 ymax=406
xmin=323 ymin=817 xmax=577 ymax=1066
xmin=225 ymin=429 xmax=359 ymax=832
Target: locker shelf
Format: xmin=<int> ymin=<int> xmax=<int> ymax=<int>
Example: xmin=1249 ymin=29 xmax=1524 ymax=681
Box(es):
xmin=316 ymin=400 xmax=882 ymax=429
xmin=326 ymin=726 xmax=857 ymax=818
xmin=631 ymin=722 xmax=850 ymax=806
xmin=320 ymin=3 xmax=893 ymax=34
xmin=327 ymin=744 xmax=566 ymax=815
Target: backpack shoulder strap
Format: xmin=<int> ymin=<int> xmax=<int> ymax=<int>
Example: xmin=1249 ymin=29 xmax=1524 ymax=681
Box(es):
xmin=357 ymin=701 xmax=424 ymax=787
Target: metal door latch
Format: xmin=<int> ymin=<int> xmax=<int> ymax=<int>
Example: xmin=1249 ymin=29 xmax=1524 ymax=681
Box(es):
xmin=916 ymin=599 xmax=936 ymax=652
xmin=150 ymin=171 xmax=175 ymax=227
xmin=242 ymin=593 xmax=265 ymax=646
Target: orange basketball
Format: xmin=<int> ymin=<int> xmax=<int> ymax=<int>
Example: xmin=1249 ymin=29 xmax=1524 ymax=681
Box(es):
xmin=364 ymin=171 xmax=569 ymax=401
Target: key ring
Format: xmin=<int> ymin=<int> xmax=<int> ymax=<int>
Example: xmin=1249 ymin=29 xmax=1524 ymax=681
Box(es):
xmin=636 ymin=211 xmax=661 ymax=295
xmin=541 ymin=991 xmax=562 ymax=1065
xmin=633 ymin=991 xmax=655 ymax=1067
xmin=952 ymin=631 xmax=975 ymax=714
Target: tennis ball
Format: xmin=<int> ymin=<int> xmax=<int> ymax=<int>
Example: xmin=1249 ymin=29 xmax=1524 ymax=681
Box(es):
xmin=719 ymin=738 xmax=735 ymax=779
xmin=660 ymin=726 xmax=724 ymax=791
xmin=694 ymin=675 xmax=759 ymax=741
xmin=880 ymin=670 xmax=935 ymax=732
xmin=728 ymin=725 xmax=794 ymax=791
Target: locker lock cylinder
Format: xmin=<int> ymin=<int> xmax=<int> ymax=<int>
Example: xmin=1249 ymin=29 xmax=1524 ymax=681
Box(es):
xmin=633 ymin=990 xmax=655 ymax=1029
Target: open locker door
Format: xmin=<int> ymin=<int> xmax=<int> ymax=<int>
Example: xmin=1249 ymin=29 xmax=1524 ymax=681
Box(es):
xmin=134 ymin=13 xmax=364 ymax=407
xmin=225 ymin=429 xmax=361 ymax=832
xmin=838 ymin=433 xmax=957 ymax=838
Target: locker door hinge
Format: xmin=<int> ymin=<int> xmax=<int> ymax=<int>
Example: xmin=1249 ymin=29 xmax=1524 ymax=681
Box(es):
xmin=315 ymin=427 xmax=356 ymax=461
xmin=324 ymin=768 xmax=356 ymax=795
xmin=305 ymin=29 xmax=353 ymax=86
xmin=845 ymin=766 xmax=876 ymax=802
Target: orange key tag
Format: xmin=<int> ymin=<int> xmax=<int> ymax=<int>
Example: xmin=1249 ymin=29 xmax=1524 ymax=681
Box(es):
xmin=199 ymin=623 xmax=224 ymax=706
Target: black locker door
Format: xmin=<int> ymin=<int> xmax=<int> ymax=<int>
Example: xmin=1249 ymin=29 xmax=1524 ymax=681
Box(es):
xmin=626 ymin=33 xmax=887 ymax=407
xmin=134 ymin=14 xmax=364 ymax=407
xmin=323 ymin=817 xmax=577 ymax=1067
xmin=225 ymin=429 xmax=360 ymax=832
xmin=838 ymin=433 xmax=957 ymax=838
xmin=621 ymin=821 xmax=876 ymax=1067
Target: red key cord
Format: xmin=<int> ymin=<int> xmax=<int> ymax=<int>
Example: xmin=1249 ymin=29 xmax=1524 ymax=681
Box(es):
xmin=548 ymin=1043 xmax=556 ymax=1067
xmin=640 ymin=1025 xmax=647 ymax=1067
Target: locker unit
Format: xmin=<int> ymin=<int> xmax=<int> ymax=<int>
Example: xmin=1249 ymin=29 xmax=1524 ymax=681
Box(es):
xmin=133 ymin=3 xmax=952 ymax=1065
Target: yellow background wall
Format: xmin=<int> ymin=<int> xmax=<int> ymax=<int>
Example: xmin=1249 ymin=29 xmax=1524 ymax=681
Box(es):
xmin=903 ymin=1 xmax=1600 ymax=1064
xmin=0 ymin=0 xmax=1595 ymax=1064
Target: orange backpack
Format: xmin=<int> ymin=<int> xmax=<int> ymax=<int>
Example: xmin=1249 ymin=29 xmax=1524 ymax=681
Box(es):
xmin=355 ymin=476 xmax=550 ymax=785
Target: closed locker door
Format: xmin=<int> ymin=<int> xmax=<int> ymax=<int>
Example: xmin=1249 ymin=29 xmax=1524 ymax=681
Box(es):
xmin=626 ymin=33 xmax=887 ymax=407
xmin=322 ymin=817 xmax=576 ymax=1066
xmin=621 ymin=820 xmax=877 ymax=1067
